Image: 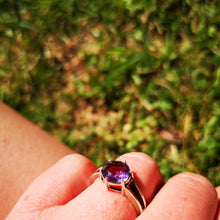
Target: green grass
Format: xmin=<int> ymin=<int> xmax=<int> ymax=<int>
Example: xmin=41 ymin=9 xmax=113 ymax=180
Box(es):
xmin=1 ymin=0 xmax=220 ymax=186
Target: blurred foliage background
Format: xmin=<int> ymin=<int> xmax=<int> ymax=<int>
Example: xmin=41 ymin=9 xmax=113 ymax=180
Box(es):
xmin=1 ymin=0 xmax=220 ymax=186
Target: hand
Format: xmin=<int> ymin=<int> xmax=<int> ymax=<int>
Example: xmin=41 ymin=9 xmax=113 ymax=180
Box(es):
xmin=6 ymin=152 xmax=219 ymax=220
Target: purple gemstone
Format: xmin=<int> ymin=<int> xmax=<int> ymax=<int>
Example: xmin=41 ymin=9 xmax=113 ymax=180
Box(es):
xmin=101 ymin=161 xmax=131 ymax=184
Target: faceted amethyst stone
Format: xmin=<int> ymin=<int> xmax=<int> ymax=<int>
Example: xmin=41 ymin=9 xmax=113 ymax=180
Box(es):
xmin=101 ymin=161 xmax=131 ymax=184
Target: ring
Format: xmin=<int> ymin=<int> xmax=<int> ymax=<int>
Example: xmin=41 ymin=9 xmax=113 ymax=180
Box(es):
xmin=90 ymin=160 xmax=146 ymax=215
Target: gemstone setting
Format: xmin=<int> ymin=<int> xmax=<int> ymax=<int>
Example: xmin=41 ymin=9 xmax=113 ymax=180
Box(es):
xmin=101 ymin=161 xmax=131 ymax=184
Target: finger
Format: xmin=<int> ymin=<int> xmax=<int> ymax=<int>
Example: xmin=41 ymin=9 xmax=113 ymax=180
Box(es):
xmin=10 ymin=154 xmax=97 ymax=212
xmin=215 ymin=186 xmax=220 ymax=220
xmin=137 ymin=172 xmax=218 ymax=220
xmin=62 ymin=152 xmax=164 ymax=219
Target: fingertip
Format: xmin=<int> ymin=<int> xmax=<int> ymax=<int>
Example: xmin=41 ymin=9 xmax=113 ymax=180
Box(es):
xmin=138 ymin=172 xmax=218 ymax=220
xmin=172 ymin=172 xmax=217 ymax=198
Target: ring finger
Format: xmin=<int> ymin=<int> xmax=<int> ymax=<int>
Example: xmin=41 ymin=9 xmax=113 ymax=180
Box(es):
xmin=62 ymin=152 xmax=164 ymax=219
